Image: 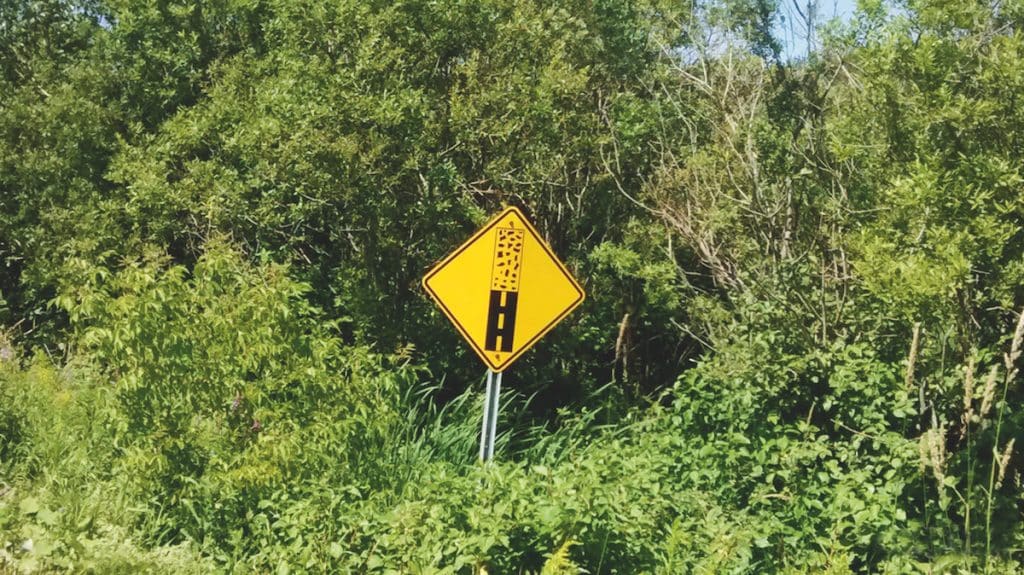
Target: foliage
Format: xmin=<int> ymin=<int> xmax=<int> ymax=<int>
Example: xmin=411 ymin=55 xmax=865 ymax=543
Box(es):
xmin=1 ymin=0 xmax=1024 ymax=572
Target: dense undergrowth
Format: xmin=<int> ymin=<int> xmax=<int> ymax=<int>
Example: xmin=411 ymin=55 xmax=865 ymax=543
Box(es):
xmin=3 ymin=0 xmax=1024 ymax=572
xmin=0 ymin=243 xmax=1020 ymax=572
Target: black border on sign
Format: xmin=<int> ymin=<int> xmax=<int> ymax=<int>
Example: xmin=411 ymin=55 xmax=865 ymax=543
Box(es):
xmin=421 ymin=206 xmax=585 ymax=372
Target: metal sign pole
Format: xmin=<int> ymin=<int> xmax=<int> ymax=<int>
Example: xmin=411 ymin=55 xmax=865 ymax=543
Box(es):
xmin=479 ymin=369 xmax=503 ymax=462
xmin=487 ymin=371 xmax=502 ymax=461
xmin=479 ymin=370 xmax=494 ymax=461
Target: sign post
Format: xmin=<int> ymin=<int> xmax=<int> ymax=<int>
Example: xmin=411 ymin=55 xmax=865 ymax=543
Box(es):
xmin=423 ymin=207 xmax=585 ymax=462
xmin=478 ymin=370 xmax=502 ymax=460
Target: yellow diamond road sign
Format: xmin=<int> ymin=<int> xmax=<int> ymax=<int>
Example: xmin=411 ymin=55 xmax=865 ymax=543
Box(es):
xmin=423 ymin=207 xmax=585 ymax=372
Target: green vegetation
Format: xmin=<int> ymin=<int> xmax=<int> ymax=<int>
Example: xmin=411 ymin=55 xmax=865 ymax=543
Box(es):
xmin=1 ymin=0 xmax=1023 ymax=572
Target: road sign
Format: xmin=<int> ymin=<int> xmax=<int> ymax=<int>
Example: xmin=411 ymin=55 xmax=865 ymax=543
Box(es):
xmin=422 ymin=206 xmax=585 ymax=372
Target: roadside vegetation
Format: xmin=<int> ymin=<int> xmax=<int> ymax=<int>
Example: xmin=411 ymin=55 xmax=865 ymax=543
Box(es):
xmin=1 ymin=0 xmax=1023 ymax=572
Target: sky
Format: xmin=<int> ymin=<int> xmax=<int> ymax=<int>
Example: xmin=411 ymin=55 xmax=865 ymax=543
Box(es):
xmin=776 ymin=0 xmax=860 ymax=60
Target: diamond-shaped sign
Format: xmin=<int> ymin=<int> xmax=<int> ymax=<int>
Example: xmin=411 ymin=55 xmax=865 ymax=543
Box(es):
xmin=422 ymin=207 xmax=585 ymax=372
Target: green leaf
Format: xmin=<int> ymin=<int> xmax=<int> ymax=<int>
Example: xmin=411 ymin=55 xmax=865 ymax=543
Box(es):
xmin=19 ymin=497 xmax=40 ymax=516
xmin=36 ymin=507 xmax=59 ymax=526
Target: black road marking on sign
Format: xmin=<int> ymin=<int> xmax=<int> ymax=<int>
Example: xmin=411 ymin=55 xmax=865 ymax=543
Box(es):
xmin=485 ymin=290 xmax=518 ymax=352
xmin=485 ymin=225 xmax=525 ymax=352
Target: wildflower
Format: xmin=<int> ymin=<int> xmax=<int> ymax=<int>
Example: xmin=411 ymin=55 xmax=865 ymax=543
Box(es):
xmin=927 ymin=425 xmax=947 ymax=485
xmin=980 ymin=366 xmax=999 ymax=420
xmin=997 ymin=438 xmax=1015 ymax=489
